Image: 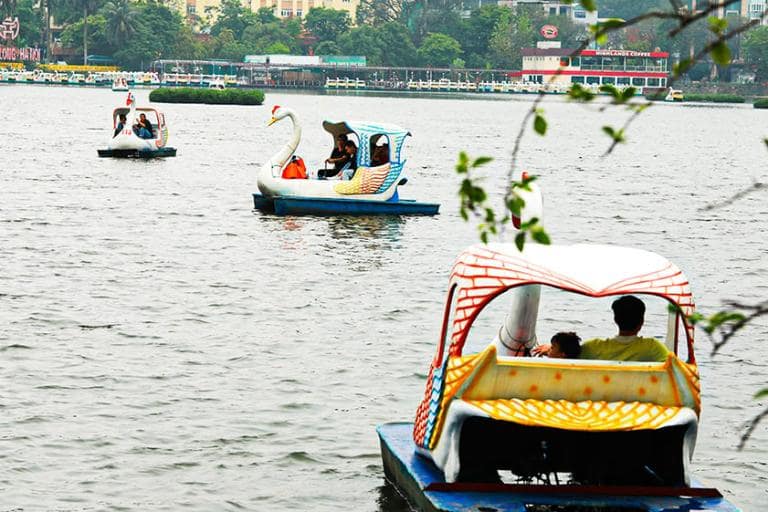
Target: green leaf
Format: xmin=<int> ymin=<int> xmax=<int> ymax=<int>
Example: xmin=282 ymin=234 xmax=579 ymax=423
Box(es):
xmin=596 ymin=32 xmax=608 ymax=45
xmin=580 ymin=0 xmax=596 ymax=12
xmin=708 ymin=16 xmax=728 ymax=35
xmin=533 ymin=113 xmax=547 ymax=136
xmin=620 ymin=87 xmax=637 ymax=102
xmin=755 ymin=388 xmax=768 ymax=400
xmin=514 ymin=232 xmax=526 ymax=252
xmin=602 ymin=125 xmax=625 ymax=143
xmin=531 ymin=227 xmax=551 ymax=245
xmin=456 ymin=151 xmax=469 ymax=174
xmin=710 ymin=41 xmax=732 ymax=66
xmin=480 ymin=231 xmax=489 ymax=244
xmin=599 ymin=84 xmax=620 ymax=98
xmin=764 ymin=138 xmax=768 ymax=148
xmin=472 ymin=156 xmax=493 ymax=168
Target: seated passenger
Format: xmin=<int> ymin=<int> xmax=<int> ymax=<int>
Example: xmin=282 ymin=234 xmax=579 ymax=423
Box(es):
xmin=341 ymin=141 xmax=358 ymax=180
xmin=371 ymin=143 xmax=390 ymax=167
xmin=580 ymin=295 xmax=669 ymax=362
xmin=320 ymin=134 xmax=348 ymax=179
xmin=113 ymin=114 xmax=127 ymax=138
xmin=133 ymin=113 xmax=154 ymax=139
xmin=547 ymin=331 xmax=581 ymax=359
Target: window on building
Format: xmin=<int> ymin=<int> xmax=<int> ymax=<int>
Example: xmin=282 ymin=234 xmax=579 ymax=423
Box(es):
xmin=187 ymin=4 xmax=195 ymax=14
xmin=632 ymin=77 xmax=646 ymax=86
xmin=560 ymin=57 xmax=570 ymax=67
xmin=281 ymin=8 xmax=292 ymax=16
xmin=296 ymin=9 xmax=302 ymax=16
xmin=559 ymin=6 xmax=569 ymax=15
xmin=586 ymin=76 xmax=600 ymax=84
xmin=647 ymin=78 xmax=660 ymax=87
xmin=571 ymin=57 xmax=580 ymax=67
xmin=571 ymin=76 xmax=585 ymax=83
xmin=574 ymin=8 xmax=586 ymax=18
xmin=601 ymin=76 xmax=615 ymax=85
xmin=549 ymin=7 xmax=557 ymax=15
xmin=660 ymin=78 xmax=667 ymax=87
xmin=616 ymin=77 xmax=630 ymax=85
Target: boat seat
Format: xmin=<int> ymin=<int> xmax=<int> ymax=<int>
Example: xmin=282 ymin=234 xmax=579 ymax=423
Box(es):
xmin=334 ymin=163 xmax=391 ymax=195
xmin=440 ymin=345 xmax=700 ymax=422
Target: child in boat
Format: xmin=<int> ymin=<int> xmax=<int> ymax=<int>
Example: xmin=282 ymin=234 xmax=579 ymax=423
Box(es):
xmin=545 ymin=331 xmax=582 ymax=359
xmin=113 ymin=114 xmax=127 ymax=138
xmin=341 ymin=141 xmax=358 ymax=180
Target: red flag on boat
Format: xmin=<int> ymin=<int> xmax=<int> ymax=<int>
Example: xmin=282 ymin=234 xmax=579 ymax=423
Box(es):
xmin=126 ymin=92 xmax=134 ymax=106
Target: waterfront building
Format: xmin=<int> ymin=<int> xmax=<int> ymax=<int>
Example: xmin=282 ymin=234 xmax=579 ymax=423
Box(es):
xmin=518 ymin=44 xmax=669 ymax=91
xmin=686 ymin=0 xmax=767 ymax=24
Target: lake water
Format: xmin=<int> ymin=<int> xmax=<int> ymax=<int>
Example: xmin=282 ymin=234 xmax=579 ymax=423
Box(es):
xmin=0 ymin=85 xmax=766 ymax=511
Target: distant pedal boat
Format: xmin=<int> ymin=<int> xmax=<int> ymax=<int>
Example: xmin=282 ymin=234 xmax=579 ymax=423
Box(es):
xmin=97 ymin=92 xmax=177 ymax=159
xmin=253 ymin=106 xmax=439 ymax=216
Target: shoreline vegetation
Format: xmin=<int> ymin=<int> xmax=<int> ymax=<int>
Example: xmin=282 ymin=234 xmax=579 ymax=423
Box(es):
xmin=754 ymin=98 xmax=768 ymax=109
xmin=149 ymin=87 xmax=265 ymax=105
xmin=645 ymin=92 xmax=748 ymax=103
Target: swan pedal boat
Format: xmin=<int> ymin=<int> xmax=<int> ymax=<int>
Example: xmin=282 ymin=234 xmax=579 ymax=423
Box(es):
xmin=253 ymin=106 xmax=439 ymax=216
xmin=377 ymin=183 xmax=738 ymax=512
xmin=97 ymin=93 xmax=177 ymax=159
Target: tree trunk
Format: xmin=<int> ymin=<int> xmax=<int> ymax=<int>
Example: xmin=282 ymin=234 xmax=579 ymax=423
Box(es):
xmin=83 ymin=4 xmax=88 ymax=66
xmin=46 ymin=0 xmax=53 ymax=63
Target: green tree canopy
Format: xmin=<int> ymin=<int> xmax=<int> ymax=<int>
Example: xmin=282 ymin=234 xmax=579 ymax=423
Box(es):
xmin=304 ymin=7 xmax=350 ymax=43
xmin=743 ymin=26 xmax=768 ymax=80
xmin=417 ymin=32 xmax=462 ymax=67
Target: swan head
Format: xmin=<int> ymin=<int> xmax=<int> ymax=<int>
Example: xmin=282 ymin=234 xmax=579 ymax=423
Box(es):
xmin=267 ymin=105 xmax=292 ymax=126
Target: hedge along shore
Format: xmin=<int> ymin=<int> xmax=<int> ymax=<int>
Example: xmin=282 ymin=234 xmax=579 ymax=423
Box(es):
xmin=149 ymin=87 xmax=265 ymax=105
xmin=645 ymin=92 xmax=746 ymax=103
xmin=754 ymin=98 xmax=768 ymax=109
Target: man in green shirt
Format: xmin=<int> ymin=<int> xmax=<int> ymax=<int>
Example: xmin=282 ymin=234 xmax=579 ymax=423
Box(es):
xmin=579 ymin=295 xmax=669 ymax=362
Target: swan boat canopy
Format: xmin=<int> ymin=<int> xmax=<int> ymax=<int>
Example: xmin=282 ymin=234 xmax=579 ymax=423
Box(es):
xmin=97 ymin=92 xmax=177 ymax=159
xmin=252 ymin=106 xmax=439 ymax=216
xmin=377 ymin=182 xmax=738 ymax=512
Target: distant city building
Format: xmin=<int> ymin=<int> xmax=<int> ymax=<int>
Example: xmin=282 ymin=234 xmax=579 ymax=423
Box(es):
xmin=686 ymin=0 xmax=767 ymax=24
xmin=183 ymin=0 xmax=360 ymax=24
xmin=497 ymin=0 xmax=598 ymax=24
xmin=252 ymin=0 xmax=359 ymax=19
xmin=517 ymin=44 xmax=669 ymax=91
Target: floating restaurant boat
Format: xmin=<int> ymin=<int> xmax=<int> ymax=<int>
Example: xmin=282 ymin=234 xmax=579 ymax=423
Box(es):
xmin=377 ymin=182 xmax=738 ymax=511
xmin=253 ymin=106 xmax=439 ymax=216
xmin=97 ymin=92 xmax=176 ymax=159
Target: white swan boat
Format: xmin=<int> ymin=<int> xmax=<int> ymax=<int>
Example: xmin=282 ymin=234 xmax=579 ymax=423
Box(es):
xmin=97 ymin=92 xmax=176 ymax=159
xmin=253 ymin=106 xmax=439 ymax=215
xmin=111 ymin=77 xmax=129 ymax=92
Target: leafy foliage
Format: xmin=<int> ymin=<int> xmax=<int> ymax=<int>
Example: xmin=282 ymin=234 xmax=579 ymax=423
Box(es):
xmin=149 ymin=87 xmax=265 ymax=105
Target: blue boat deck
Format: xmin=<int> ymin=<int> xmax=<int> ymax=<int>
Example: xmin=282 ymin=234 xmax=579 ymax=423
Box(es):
xmin=377 ymin=422 xmax=740 ymax=512
xmin=252 ymin=193 xmax=439 ymax=216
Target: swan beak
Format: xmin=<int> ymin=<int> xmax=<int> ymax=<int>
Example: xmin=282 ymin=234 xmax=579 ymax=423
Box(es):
xmin=267 ymin=117 xmax=278 ymax=126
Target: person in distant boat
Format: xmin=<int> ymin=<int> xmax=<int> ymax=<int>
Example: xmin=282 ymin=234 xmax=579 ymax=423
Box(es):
xmin=371 ymin=143 xmax=390 ymax=166
xmin=341 ymin=140 xmax=358 ymax=180
xmin=321 ymin=134 xmax=349 ymax=178
xmin=133 ymin=113 xmax=154 ymax=139
xmin=113 ymin=114 xmax=127 ymax=138
xmin=547 ymin=332 xmax=581 ymax=359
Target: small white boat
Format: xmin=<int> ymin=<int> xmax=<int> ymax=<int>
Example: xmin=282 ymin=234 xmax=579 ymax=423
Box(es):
xmin=111 ymin=77 xmax=129 ymax=92
xmin=208 ymin=77 xmax=225 ymax=90
xmin=98 ymin=92 xmax=176 ymax=159
xmin=665 ymin=88 xmax=684 ymax=102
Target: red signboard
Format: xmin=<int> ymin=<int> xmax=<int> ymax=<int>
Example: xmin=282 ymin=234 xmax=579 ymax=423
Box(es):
xmin=540 ymin=25 xmax=559 ymax=39
xmin=0 ymin=16 xmax=42 ymax=62
xmin=0 ymin=17 xmax=19 ymax=41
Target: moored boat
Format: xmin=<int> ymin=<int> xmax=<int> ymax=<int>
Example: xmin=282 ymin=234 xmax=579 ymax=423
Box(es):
xmin=253 ymin=106 xmax=439 ymax=216
xmin=97 ymin=92 xmax=176 ymax=159
xmin=111 ymin=77 xmax=129 ymax=92
xmin=665 ymin=88 xmax=684 ymax=102
xmin=377 ymin=182 xmax=738 ymax=511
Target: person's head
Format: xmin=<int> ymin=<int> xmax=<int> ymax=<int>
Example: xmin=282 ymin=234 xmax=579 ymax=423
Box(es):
xmin=139 ymin=113 xmax=147 ymax=121
xmin=612 ymin=295 xmax=645 ymax=334
xmin=336 ymin=134 xmax=348 ymax=148
xmin=344 ymin=140 xmax=357 ymax=155
xmin=549 ymin=332 xmax=581 ymax=359
xmin=119 ymin=114 xmax=126 ymax=122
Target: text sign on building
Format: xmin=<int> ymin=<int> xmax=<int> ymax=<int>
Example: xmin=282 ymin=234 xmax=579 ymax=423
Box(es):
xmin=0 ymin=16 xmax=42 ymax=62
xmin=594 ymin=49 xmax=652 ymax=57
xmin=0 ymin=17 xmax=20 ymax=41
xmin=540 ymin=25 xmax=558 ymax=39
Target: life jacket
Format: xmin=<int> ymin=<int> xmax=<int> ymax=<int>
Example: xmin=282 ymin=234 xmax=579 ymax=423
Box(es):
xmin=281 ymin=156 xmax=307 ymax=179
